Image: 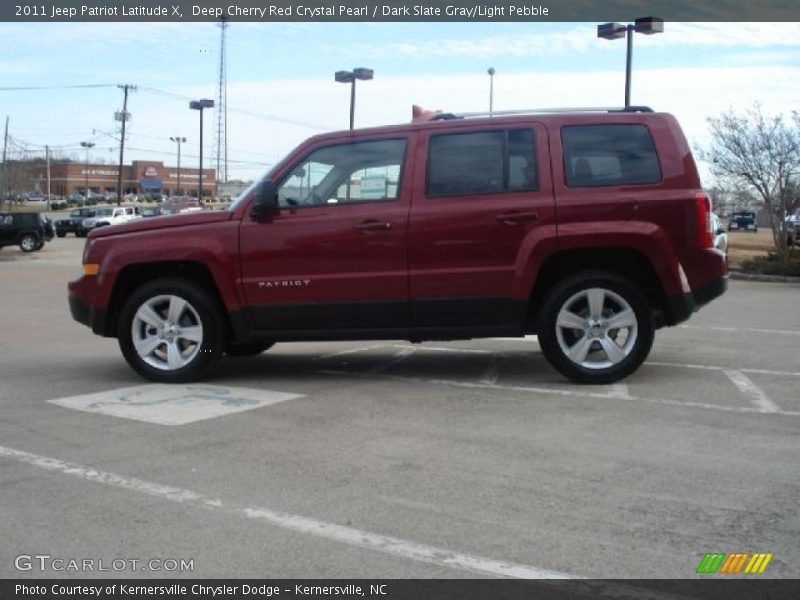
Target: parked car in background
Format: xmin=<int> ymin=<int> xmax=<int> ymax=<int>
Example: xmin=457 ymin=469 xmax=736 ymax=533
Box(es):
xmin=786 ymin=214 xmax=799 ymax=246
xmin=55 ymin=207 xmax=96 ymax=237
xmin=24 ymin=191 xmax=46 ymax=202
xmin=712 ymin=214 xmax=728 ymax=254
xmin=0 ymin=212 xmax=54 ymax=252
xmin=80 ymin=205 xmax=140 ymax=235
xmin=728 ymin=211 xmax=757 ymax=232
xmin=140 ymin=206 xmax=165 ymax=218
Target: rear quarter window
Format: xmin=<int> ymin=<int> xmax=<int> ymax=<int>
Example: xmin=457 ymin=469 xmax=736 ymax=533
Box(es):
xmin=562 ymin=124 xmax=661 ymax=188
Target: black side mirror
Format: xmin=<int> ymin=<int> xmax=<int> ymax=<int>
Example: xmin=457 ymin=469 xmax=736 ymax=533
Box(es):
xmin=250 ymin=181 xmax=279 ymax=218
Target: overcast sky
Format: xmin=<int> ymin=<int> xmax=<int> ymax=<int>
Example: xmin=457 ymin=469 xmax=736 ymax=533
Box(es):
xmin=1 ymin=21 xmax=798 ymax=183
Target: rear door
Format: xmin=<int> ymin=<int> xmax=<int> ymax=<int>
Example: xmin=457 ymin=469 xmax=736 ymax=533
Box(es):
xmin=408 ymin=122 xmax=555 ymax=331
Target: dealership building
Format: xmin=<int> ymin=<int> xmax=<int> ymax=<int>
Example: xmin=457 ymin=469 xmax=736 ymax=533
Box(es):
xmin=29 ymin=160 xmax=216 ymax=197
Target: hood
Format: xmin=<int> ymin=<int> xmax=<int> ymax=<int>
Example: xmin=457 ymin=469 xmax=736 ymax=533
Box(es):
xmin=88 ymin=210 xmax=233 ymax=238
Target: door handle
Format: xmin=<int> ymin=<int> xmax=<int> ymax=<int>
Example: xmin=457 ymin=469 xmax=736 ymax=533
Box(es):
xmin=496 ymin=211 xmax=539 ymax=224
xmin=354 ymin=220 xmax=392 ymax=231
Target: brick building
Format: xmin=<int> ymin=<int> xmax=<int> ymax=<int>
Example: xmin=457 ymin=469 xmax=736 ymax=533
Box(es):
xmin=29 ymin=160 xmax=216 ymax=198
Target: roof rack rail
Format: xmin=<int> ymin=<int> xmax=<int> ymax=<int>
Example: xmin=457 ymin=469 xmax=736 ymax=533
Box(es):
xmin=430 ymin=106 xmax=653 ymax=121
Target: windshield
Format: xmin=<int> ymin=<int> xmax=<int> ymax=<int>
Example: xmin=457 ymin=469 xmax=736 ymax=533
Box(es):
xmin=94 ymin=208 xmax=114 ymax=216
xmin=228 ymin=179 xmax=263 ymax=211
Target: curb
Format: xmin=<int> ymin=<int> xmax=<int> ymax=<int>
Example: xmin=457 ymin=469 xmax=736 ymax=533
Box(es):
xmin=729 ymin=270 xmax=800 ymax=284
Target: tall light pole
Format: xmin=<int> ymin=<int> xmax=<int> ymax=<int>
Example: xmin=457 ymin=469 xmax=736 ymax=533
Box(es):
xmin=169 ymin=136 xmax=186 ymax=197
xmin=597 ymin=17 xmax=664 ymax=107
xmin=80 ymin=141 xmax=95 ymax=202
xmin=335 ymin=68 xmax=373 ymax=130
xmin=487 ymin=67 xmax=495 ymax=116
xmin=189 ymin=99 xmax=214 ymax=200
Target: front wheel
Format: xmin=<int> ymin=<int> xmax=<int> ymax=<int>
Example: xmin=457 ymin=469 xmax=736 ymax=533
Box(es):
xmin=118 ymin=278 xmax=225 ymax=383
xmin=538 ymin=271 xmax=654 ymax=384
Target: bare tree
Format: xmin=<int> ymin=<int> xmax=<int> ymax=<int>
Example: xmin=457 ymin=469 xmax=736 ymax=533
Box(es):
xmin=701 ymin=104 xmax=800 ymax=254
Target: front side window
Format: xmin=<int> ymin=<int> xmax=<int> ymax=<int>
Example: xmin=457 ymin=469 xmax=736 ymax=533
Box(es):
xmin=426 ymin=128 xmax=537 ymax=197
xmin=562 ymin=124 xmax=661 ymax=187
xmin=277 ymin=138 xmax=406 ymax=209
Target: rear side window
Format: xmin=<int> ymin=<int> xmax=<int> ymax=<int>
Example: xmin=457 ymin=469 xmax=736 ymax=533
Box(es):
xmin=562 ymin=124 xmax=661 ymax=187
xmin=427 ymin=129 xmax=537 ymax=197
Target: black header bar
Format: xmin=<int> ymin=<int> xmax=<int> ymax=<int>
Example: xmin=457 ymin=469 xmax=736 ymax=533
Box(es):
xmin=3 ymin=1 xmax=799 ymax=22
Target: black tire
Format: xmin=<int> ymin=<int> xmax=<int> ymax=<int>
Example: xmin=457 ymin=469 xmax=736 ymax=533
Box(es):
xmin=56 ymin=232 xmax=66 ymax=238
xmin=225 ymin=341 xmax=275 ymax=357
xmin=537 ymin=270 xmax=655 ymax=384
xmin=19 ymin=233 xmax=38 ymax=253
xmin=34 ymin=240 xmax=44 ymax=251
xmin=76 ymin=230 xmax=87 ymax=238
xmin=117 ymin=278 xmax=225 ymax=383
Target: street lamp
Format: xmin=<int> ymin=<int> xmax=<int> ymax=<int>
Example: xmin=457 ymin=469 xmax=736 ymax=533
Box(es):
xmin=80 ymin=141 xmax=95 ymax=202
xmin=597 ymin=17 xmax=664 ymax=107
xmin=169 ymin=136 xmax=186 ymax=197
xmin=487 ymin=67 xmax=496 ymax=116
xmin=334 ymin=68 xmax=373 ymax=130
xmin=189 ymin=99 xmax=214 ymax=200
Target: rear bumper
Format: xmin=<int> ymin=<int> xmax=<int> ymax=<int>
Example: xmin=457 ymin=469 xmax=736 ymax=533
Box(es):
xmin=667 ymin=275 xmax=728 ymax=326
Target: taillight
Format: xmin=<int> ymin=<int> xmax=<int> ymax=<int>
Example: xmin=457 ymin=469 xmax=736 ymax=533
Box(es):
xmin=694 ymin=191 xmax=713 ymax=248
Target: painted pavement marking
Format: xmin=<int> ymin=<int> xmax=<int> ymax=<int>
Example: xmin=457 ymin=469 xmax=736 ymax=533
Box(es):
xmin=48 ymin=384 xmax=303 ymax=426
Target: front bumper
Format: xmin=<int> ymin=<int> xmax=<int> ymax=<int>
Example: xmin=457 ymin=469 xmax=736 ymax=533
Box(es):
xmin=68 ymin=277 xmax=108 ymax=336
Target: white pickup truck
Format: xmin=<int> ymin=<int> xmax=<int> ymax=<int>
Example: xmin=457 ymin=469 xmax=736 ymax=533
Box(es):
xmin=81 ymin=205 xmax=140 ymax=234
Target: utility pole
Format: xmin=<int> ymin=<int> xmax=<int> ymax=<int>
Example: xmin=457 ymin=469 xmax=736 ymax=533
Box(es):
xmin=116 ymin=84 xmax=136 ymax=205
xmin=46 ymin=145 xmax=51 ymax=211
xmin=1 ymin=117 xmax=8 ymax=206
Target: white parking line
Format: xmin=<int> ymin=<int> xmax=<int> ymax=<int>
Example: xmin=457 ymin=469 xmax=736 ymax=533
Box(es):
xmin=679 ymin=324 xmax=800 ymax=337
xmin=603 ymin=383 xmax=633 ymax=399
xmin=722 ymin=370 xmax=781 ymax=413
xmin=319 ymin=370 xmax=800 ymax=418
xmin=479 ymin=354 xmax=501 ymax=385
xmin=0 ymin=444 xmax=573 ymax=579
xmin=367 ymin=347 xmax=416 ymax=374
xmin=648 ymin=361 xmax=800 ymax=378
xmin=391 ymin=344 xmax=493 ymax=355
xmin=315 ymin=344 xmax=388 ymax=360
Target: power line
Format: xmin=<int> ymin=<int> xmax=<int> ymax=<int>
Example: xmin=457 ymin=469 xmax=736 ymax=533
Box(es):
xmin=138 ymin=86 xmax=332 ymax=131
xmin=0 ymin=84 xmax=117 ymax=91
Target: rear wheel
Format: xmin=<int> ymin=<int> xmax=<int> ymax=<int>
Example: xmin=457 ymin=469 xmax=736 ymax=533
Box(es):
xmin=118 ymin=278 xmax=225 ymax=383
xmin=56 ymin=231 xmax=66 ymax=238
xmin=225 ymin=341 xmax=275 ymax=357
xmin=19 ymin=233 xmax=38 ymax=252
xmin=538 ymin=270 xmax=654 ymax=384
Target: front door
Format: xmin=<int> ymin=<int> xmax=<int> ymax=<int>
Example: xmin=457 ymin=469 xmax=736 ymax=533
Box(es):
xmin=239 ymin=136 xmax=414 ymax=336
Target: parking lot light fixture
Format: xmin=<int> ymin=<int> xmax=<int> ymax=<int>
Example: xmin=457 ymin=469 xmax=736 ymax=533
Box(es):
xmin=170 ymin=136 xmax=186 ymax=197
xmin=189 ymin=100 xmax=214 ymax=200
xmin=335 ymin=68 xmax=373 ymax=130
xmin=487 ymin=67 xmax=496 ymax=116
xmin=597 ymin=17 xmax=664 ymax=107
xmin=80 ymin=141 xmax=95 ymax=201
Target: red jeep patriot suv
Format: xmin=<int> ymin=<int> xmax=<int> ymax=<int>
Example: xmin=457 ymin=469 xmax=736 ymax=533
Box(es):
xmin=69 ymin=106 xmax=727 ymax=384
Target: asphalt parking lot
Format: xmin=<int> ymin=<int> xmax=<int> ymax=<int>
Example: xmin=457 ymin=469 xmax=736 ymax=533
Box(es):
xmin=1 ymin=237 xmax=799 ymax=580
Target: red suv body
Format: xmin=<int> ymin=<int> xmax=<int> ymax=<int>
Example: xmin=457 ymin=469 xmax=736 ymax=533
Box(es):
xmin=69 ymin=108 xmax=727 ymax=384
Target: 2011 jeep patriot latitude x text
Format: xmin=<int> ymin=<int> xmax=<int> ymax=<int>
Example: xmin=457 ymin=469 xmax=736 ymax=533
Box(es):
xmin=69 ymin=107 xmax=727 ymax=384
